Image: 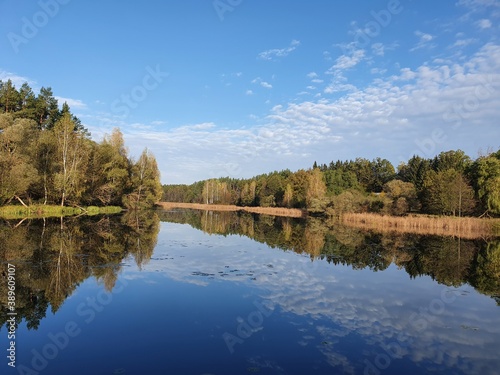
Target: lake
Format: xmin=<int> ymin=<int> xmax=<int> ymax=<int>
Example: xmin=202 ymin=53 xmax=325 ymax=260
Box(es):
xmin=1 ymin=209 xmax=499 ymax=375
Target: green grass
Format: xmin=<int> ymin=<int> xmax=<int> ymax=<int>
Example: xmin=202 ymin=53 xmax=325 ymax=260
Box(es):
xmin=86 ymin=206 xmax=123 ymax=216
xmin=0 ymin=205 xmax=122 ymax=219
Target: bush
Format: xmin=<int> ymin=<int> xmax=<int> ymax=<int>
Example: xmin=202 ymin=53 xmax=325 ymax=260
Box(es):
xmin=329 ymin=190 xmax=366 ymax=217
xmin=369 ymin=199 xmax=385 ymax=213
xmin=391 ymin=197 xmax=409 ymax=216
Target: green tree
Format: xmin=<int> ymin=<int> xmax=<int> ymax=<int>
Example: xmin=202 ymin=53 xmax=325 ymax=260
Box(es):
xmin=306 ymin=168 xmax=327 ymax=212
xmin=240 ymin=180 xmax=256 ymax=206
xmin=370 ymin=157 xmax=395 ymax=192
xmin=33 ymin=126 xmax=57 ymax=204
xmin=283 ymin=183 xmax=293 ymax=208
xmin=473 ymin=155 xmax=500 ymax=215
xmin=432 ymin=149 xmax=471 ymax=173
xmin=398 ymin=155 xmax=431 ymax=193
xmin=257 ymin=173 xmax=284 ymax=207
xmin=34 ymin=87 xmax=59 ymax=129
xmin=88 ymin=128 xmax=131 ymax=205
xmin=289 ymin=169 xmax=309 ymax=208
xmin=383 ymin=180 xmax=419 ymax=215
xmin=352 ymin=157 xmax=373 ymax=191
xmin=0 ymin=80 xmax=21 ymax=113
xmin=324 ymin=169 xmax=360 ymax=195
xmin=123 ymin=148 xmax=162 ymax=209
xmin=422 ymin=169 xmax=476 ymax=216
xmin=53 ymin=113 xmax=89 ymax=206
xmin=0 ymin=116 xmax=39 ymax=205
xmin=17 ymin=82 xmax=37 ymax=121
xmin=470 ymin=240 xmax=500 ymax=297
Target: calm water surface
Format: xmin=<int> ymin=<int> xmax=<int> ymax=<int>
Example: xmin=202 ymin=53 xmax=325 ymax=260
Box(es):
xmin=1 ymin=210 xmax=499 ymax=375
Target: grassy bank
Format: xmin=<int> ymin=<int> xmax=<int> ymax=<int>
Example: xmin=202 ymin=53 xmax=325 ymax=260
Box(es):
xmin=0 ymin=205 xmax=123 ymax=219
xmin=158 ymin=202 xmax=306 ymax=218
xmin=342 ymin=212 xmax=500 ymax=239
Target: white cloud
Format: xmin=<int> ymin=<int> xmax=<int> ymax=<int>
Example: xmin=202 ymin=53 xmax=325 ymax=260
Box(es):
xmin=451 ymin=38 xmax=477 ymax=48
xmin=54 ymin=96 xmax=87 ymax=109
xmin=394 ymin=67 xmax=417 ymax=81
xmin=151 ymin=120 xmax=167 ymax=126
xmin=411 ymin=31 xmax=436 ymax=52
xmin=307 ymin=72 xmax=324 ymax=86
xmin=372 ymin=43 xmax=385 ymax=56
xmin=457 ymin=0 xmax=500 ymax=9
xmin=0 ymin=70 xmax=34 ymax=87
xmin=370 ymin=68 xmax=388 ymax=75
xmin=260 ymin=81 xmax=273 ymax=89
xmin=180 ymin=122 xmax=216 ymax=131
xmin=258 ymin=39 xmax=300 ymax=61
xmin=477 ymin=18 xmax=492 ymax=29
xmin=272 ymin=42 xmax=500 ymax=165
xmin=246 ymin=89 xmax=254 ymax=95
xmin=324 ymin=83 xmax=357 ymax=94
xmin=252 ymin=77 xmax=273 ymax=89
xmin=85 ymin=43 xmax=500 ymax=184
xmin=322 ymin=49 xmax=365 ymax=95
xmin=371 ymin=42 xmax=399 ymax=57
xmin=457 ymin=0 xmax=500 ymax=23
xmin=330 ymin=49 xmax=365 ymax=71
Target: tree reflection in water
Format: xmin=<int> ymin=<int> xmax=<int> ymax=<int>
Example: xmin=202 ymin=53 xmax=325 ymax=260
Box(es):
xmin=1 ymin=208 xmax=498 ymax=332
xmin=160 ymin=209 xmax=500 ymax=302
xmin=0 ymin=211 xmax=160 ymax=330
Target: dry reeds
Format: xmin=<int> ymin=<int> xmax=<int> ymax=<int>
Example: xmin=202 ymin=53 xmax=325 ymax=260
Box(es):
xmin=342 ymin=212 xmax=500 ymax=239
xmin=157 ymin=202 xmax=306 ymax=218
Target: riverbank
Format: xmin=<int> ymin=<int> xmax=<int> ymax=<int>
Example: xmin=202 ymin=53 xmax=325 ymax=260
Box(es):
xmin=0 ymin=205 xmax=123 ymax=219
xmin=342 ymin=212 xmax=500 ymax=239
xmin=157 ymin=202 xmax=306 ymax=218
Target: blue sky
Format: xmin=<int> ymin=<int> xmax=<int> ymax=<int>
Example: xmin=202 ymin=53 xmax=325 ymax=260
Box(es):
xmin=1 ymin=0 xmax=499 ymax=184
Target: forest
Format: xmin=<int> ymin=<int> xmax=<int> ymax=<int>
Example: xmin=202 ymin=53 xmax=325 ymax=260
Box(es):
xmin=163 ymin=150 xmax=500 ymax=218
xmin=0 ymin=79 xmax=162 ymax=210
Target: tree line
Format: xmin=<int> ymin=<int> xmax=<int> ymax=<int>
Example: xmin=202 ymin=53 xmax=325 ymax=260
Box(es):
xmin=163 ymin=149 xmax=500 ymax=217
xmin=0 ymin=79 xmax=162 ymax=209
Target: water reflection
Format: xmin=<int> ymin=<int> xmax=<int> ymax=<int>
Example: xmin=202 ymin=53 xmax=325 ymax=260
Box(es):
xmin=151 ymin=210 xmax=500 ymax=375
xmin=0 ymin=211 xmax=159 ymax=330
xmin=1 ymin=208 xmax=499 ymax=374
xmin=159 ymin=209 xmax=500 ymax=302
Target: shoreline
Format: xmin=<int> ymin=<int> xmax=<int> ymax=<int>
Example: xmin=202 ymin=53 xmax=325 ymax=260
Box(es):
xmin=157 ymin=202 xmax=307 ymax=218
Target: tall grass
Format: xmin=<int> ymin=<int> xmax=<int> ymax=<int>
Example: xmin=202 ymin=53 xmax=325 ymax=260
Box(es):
xmin=0 ymin=205 xmax=122 ymax=219
xmin=342 ymin=212 xmax=500 ymax=239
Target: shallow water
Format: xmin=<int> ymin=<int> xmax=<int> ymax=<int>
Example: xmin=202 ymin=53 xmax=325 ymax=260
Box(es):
xmin=1 ymin=210 xmax=499 ymax=374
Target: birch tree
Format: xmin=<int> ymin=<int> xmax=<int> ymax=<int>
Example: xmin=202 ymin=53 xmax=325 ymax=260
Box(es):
xmin=53 ymin=113 xmax=89 ymax=206
xmin=123 ymin=148 xmax=162 ymax=209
